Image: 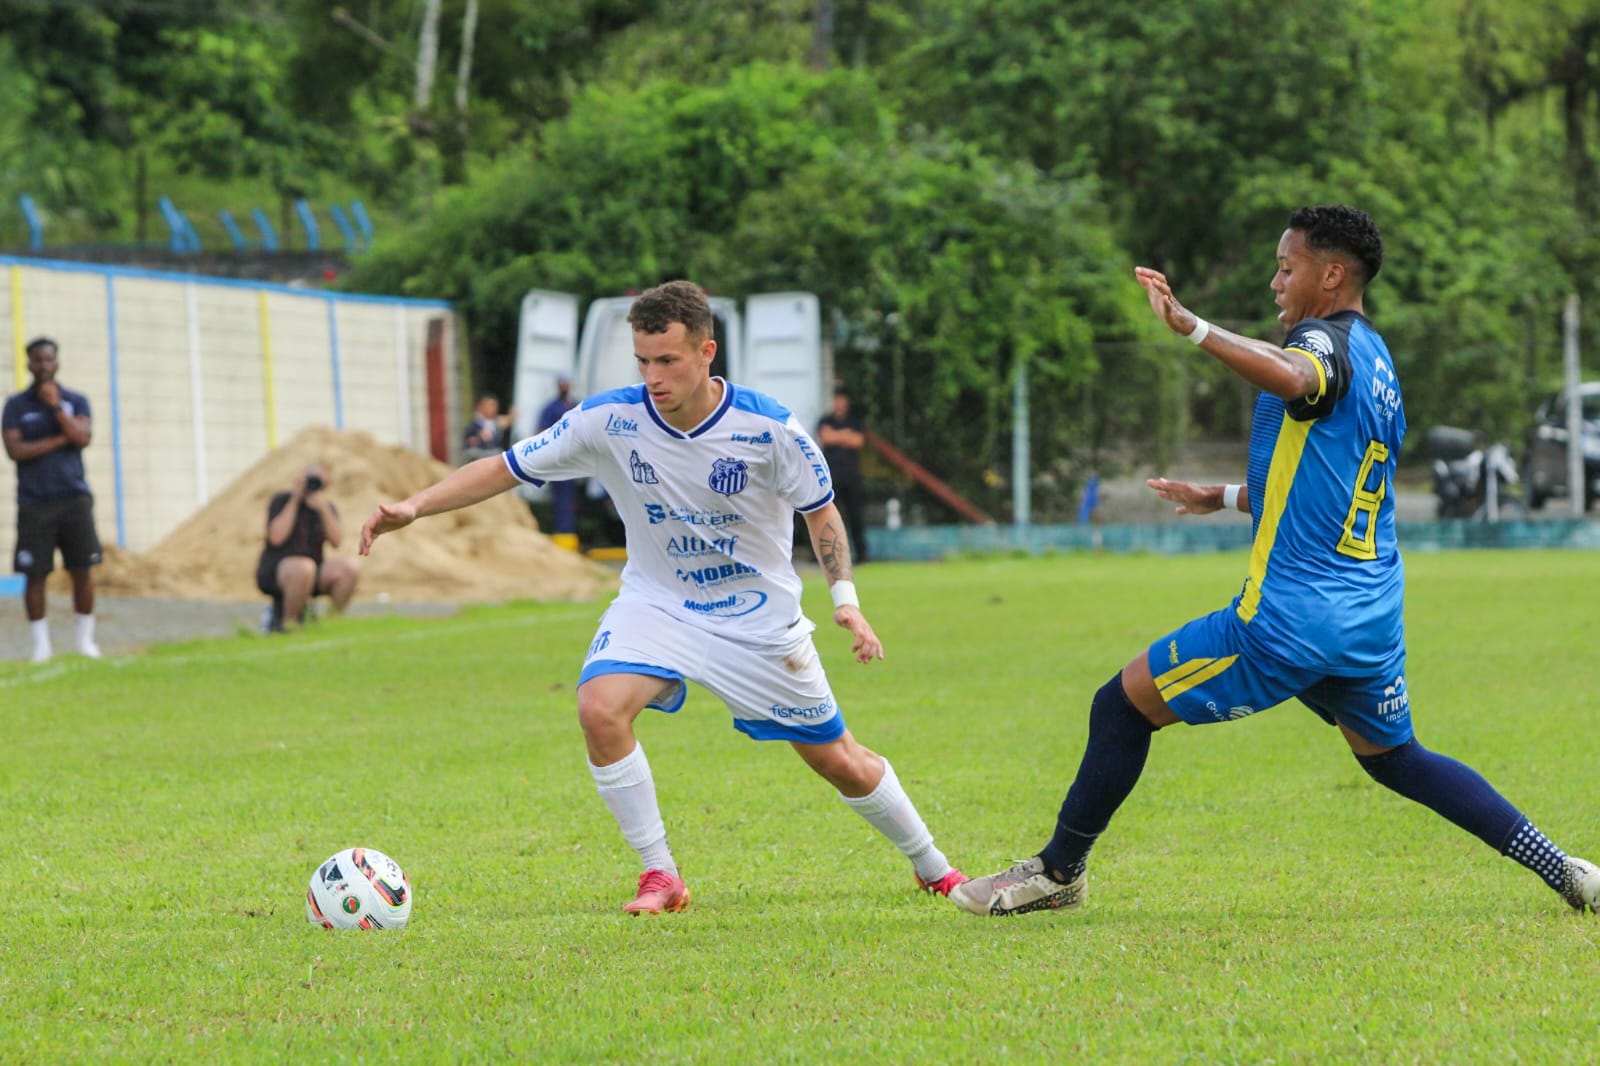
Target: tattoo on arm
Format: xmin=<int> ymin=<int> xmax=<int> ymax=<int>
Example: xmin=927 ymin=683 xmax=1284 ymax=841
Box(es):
xmin=814 ymin=517 xmax=853 ymax=584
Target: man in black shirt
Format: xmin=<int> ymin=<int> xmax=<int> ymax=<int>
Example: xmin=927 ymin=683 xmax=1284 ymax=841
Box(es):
xmin=255 ymin=464 xmax=361 ymax=632
xmin=2 ymin=337 xmax=102 ymax=662
xmin=817 ymin=388 xmax=869 ymax=563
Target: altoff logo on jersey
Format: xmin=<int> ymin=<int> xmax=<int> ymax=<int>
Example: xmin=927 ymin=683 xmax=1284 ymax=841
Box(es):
xmin=630 ymin=450 xmax=659 ymax=485
xmin=708 ymin=458 xmax=749 ymax=496
xmin=666 ymin=534 xmax=739 ymax=559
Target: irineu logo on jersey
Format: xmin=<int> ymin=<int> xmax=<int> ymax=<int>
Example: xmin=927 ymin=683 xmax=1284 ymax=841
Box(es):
xmin=708 ymin=457 xmax=749 ymax=496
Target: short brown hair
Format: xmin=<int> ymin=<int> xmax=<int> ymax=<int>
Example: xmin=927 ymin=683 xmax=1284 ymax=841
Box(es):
xmin=628 ymin=280 xmax=714 ymax=339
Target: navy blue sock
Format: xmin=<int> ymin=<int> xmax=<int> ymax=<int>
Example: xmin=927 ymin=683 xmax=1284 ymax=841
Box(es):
xmin=1037 ymin=673 xmax=1156 ymax=883
xmin=1355 ymin=738 xmax=1565 ymax=891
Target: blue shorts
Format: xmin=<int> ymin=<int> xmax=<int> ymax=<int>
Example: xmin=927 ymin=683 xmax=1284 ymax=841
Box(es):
xmin=1145 ymin=605 xmax=1413 ymax=747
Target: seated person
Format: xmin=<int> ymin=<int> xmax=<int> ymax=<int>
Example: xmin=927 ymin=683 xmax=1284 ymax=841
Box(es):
xmin=462 ymin=392 xmax=513 ymax=462
xmin=255 ymin=464 xmax=360 ymax=632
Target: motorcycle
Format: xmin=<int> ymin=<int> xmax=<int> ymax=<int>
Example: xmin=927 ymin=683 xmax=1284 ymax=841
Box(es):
xmin=1426 ymin=425 xmax=1526 ymax=521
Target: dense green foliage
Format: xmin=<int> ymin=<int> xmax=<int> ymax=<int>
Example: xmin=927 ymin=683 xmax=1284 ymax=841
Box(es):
xmin=5 ymin=0 xmax=1600 ymax=508
xmin=4 ymin=551 xmax=1599 ymax=1059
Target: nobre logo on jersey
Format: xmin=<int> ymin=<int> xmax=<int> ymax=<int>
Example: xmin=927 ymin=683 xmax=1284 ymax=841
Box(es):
xmin=676 ymin=561 xmax=761 ymax=587
xmin=681 ymin=591 xmax=768 ymax=617
xmin=708 ymin=457 xmax=750 ymax=496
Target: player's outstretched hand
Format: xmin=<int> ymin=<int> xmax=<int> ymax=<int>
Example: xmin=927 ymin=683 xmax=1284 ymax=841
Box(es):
xmin=833 ymin=605 xmax=884 ymax=663
xmin=1146 ymin=477 xmax=1221 ymax=516
xmin=360 ymin=501 xmax=418 ymax=555
xmin=1133 ymin=266 xmax=1202 ymax=339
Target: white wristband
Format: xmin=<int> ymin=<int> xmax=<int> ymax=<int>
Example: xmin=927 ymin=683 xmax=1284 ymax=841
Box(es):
xmin=1186 ymin=317 xmax=1211 ymax=345
xmin=829 ymin=580 xmax=860 ymax=610
xmin=1222 ymin=484 xmax=1242 ymax=511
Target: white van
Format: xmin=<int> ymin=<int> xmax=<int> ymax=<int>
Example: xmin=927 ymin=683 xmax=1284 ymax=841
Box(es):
xmin=509 ymin=289 xmax=828 ymax=498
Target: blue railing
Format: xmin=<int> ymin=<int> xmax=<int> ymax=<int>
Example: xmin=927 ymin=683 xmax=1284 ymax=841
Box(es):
xmin=15 ymin=196 xmax=374 ymax=254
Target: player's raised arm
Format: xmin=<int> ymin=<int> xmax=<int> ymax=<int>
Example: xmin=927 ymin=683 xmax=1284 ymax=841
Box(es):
xmin=360 ymin=454 xmax=518 ymax=554
xmin=801 ymin=501 xmax=883 ymax=662
xmin=1134 ymin=266 xmax=1319 ymax=401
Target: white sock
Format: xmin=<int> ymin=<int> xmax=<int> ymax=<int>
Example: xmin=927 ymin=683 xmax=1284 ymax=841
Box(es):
xmin=589 ymin=743 xmax=677 ymax=876
xmin=839 ymin=759 xmax=951 ymax=882
xmin=30 ymin=619 xmax=51 ymax=661
xmin=75 ymin=613 xmax=99 ymax=656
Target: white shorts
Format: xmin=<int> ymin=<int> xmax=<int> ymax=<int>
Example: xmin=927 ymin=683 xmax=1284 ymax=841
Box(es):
xmin=578 ymin=602 xmax=846 ymax=743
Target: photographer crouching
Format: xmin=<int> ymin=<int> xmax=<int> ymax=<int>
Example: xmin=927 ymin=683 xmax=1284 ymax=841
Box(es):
xmin=255 ymin=463 xmax=360 ymax=633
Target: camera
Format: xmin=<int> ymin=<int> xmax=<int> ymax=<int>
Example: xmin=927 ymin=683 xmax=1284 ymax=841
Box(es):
xmin=303 ymin=474 xmax=324 ymax=495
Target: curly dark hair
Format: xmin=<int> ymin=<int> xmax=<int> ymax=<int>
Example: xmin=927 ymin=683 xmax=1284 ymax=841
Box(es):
xmin=1287 ymin=205 xmax=1383 ymax=285
xmin=628 ymin=280 xmax=714 ymax=339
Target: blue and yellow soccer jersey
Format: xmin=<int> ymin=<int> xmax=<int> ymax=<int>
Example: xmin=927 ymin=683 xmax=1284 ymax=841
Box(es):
xmin=1235 ymin=310 xmax=1407 ymax=674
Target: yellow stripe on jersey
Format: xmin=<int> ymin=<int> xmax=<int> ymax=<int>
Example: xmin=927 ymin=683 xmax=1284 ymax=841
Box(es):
xmin=1286 ymin=346 xmax=1328 ymax=406
xmin=1236 ymin=411 xmax=1314 ymax=624
xmin=1155 ymin=655 xmax=1240 ymax=702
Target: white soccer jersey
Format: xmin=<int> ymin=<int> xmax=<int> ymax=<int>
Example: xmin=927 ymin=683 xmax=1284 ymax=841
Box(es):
xmin=502 ymin=379 xmax=835 ymax=646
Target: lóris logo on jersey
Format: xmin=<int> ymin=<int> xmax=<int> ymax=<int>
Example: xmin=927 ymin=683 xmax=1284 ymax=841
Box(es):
xmin=708 ymin=457 xmax=749 ymax=496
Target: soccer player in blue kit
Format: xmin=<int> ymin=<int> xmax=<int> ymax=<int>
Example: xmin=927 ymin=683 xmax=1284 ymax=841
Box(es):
xmin=953 ymin=205 xmax=1600 ymax=917
xmin=362 ymin=281 xmax=965 ymax=914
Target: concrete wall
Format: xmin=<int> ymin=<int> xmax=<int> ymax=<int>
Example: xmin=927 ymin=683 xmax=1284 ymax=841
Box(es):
xmin=2 ymin=256 xmax=461 ymax=553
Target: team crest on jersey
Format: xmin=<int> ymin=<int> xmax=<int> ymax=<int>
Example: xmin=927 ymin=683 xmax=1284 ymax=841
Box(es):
xmin=708 ymin=457 xmax=749 ymax=496
xmin=630 ymin=450 xmax=659 ymax=484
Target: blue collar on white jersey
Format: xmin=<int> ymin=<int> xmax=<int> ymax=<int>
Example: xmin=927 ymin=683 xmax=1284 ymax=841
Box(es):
xmin=644 ymin=377 xmax=736 ymax=439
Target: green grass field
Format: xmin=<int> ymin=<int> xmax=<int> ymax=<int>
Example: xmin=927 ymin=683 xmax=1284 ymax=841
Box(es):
xmin=3 ymin=550 xmax=1597 ymax=1062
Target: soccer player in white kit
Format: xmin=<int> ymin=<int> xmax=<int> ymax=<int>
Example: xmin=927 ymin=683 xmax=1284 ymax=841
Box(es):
xmin=360 ymin=281 xmax=967 ymax=914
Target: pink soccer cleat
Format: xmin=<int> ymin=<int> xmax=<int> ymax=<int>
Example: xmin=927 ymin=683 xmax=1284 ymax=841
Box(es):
xmin=623 ymin=869 xmax=690 ymax=915
xmin=916 ymin=868 xmax=971 ymax=897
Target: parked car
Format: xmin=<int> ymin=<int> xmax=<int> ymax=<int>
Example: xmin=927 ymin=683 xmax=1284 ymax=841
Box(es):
xmin=1522 ymin=381 xmax=1600 ymax=510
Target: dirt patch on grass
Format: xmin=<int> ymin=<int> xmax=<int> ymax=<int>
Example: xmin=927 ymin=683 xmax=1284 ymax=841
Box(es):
xmin=61 ymin=426 xmax=617 ymax=605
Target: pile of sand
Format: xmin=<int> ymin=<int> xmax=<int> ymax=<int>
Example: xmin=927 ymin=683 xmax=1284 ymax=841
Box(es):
xmin=79 ymin=426 xmax=618 ymax=604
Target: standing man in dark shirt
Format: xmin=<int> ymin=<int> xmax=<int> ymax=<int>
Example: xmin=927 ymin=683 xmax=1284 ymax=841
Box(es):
xmin=817 ymin=388 xmax=869 ymax=563
xmin=255 ymin=463 xmax=360 ymax=632
xmin=2 ymin=337 xmax=102 ymax=663
xmin=540 ymin=374 xmax=581 ymax=545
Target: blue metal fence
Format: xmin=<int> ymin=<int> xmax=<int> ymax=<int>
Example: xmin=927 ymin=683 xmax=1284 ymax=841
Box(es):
xmin=869 ymin=518 xmax=1600 ymax=562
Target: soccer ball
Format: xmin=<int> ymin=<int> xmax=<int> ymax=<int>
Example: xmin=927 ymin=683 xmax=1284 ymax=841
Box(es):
xmin=306 ymin=847 xmax=412 ymax=930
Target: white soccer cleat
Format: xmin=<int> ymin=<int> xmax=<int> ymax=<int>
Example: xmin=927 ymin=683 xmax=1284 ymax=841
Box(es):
xmin=30 ymin=644 xmax=52 ymax=664
xmin=948 ymin=856 xmax=1087 ymax=917
xmin=78 ymin=641 xmax=102 ymax=659
xmin=1561 ymin=857 xmax=1600 ymax=914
